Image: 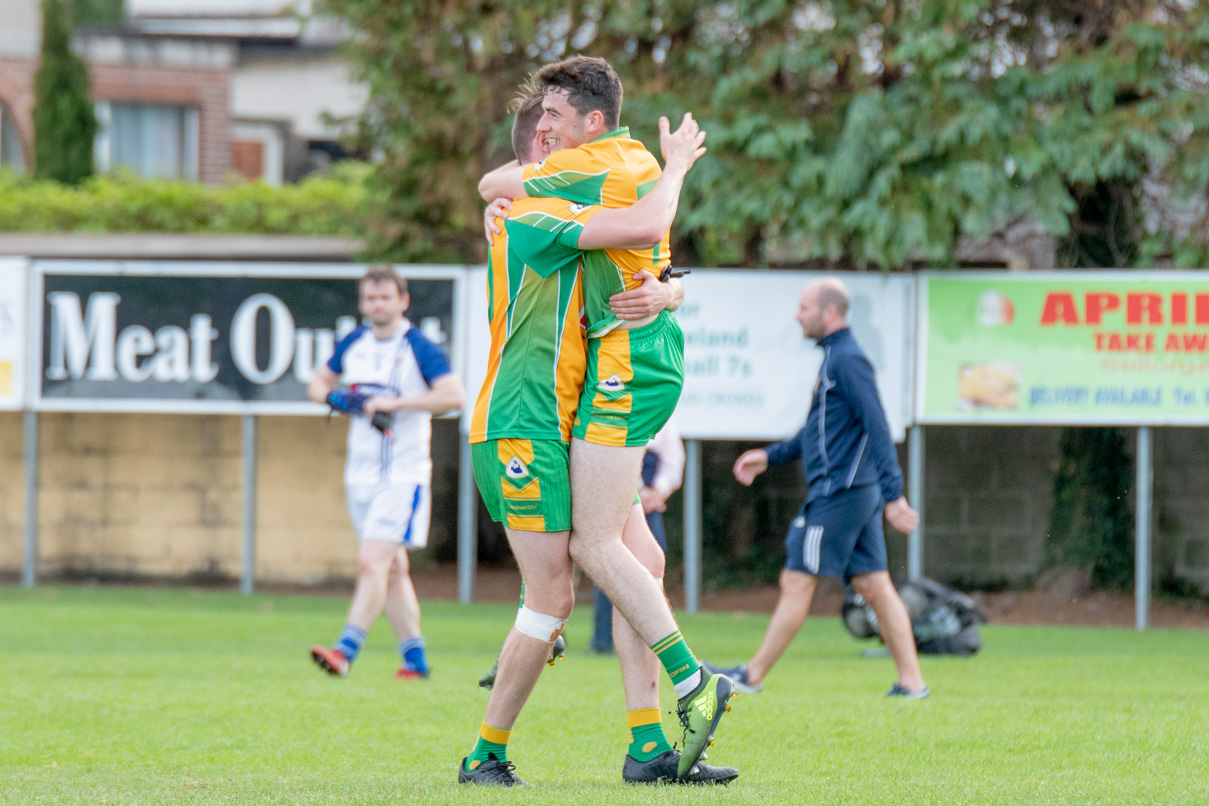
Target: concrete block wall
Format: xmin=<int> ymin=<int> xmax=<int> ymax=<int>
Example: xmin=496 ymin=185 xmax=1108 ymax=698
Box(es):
xmin=2 ymin=413 xmax=1208 ymax=592
xmin=921 ymin=426 xmax=1061 ymax=586
xmin=1152 ymin=428 xmax=1209 ymax=593
xmin=0 ymin=412 xmax=458 ymax=586
xmin=0 ymin=413 xmax=24 ymax=568
xmin=33 ymin=413 xmax=243 ymax=579
xmin=255 ymin=415 xmax=355 ymax=585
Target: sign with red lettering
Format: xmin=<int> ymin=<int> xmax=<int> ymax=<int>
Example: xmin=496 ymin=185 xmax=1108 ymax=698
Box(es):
xmin=919 ymin=272 xmax=1209 ymax=424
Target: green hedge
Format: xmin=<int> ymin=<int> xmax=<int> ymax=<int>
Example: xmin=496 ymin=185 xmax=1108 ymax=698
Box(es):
xmin=0 ymin=163 xmax=373 ymax=236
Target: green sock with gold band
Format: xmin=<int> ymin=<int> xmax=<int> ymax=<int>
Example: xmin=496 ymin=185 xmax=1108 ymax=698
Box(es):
xmin=651 ymin=631 xmax=703 ymax=697
xmin=465 ymin=722 xmax=512 ymax=769
xmin=627 ymin=707 xmax=673 ymax=762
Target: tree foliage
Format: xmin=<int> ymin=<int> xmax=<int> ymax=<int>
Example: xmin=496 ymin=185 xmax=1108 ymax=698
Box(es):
xmin=321 ymin=0 xmax=1209 ymax=268
xmin=33 ymin=0 xmax=97 ymax=185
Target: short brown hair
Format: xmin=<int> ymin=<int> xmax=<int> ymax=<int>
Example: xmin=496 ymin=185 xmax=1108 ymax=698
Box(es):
xmin=535 ymin=56 xmax=622 ymax=130
xmin=359 ymin=265 xmax=407 ymax=296
xmin=510 ymin=78 xmax=545 ymax=163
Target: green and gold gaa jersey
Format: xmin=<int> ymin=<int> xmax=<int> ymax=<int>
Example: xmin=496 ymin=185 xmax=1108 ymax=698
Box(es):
xmin=469 ymin=196 xmax=602 ymax=444
xmin=523 ymin=128 xmax=672 ymax=338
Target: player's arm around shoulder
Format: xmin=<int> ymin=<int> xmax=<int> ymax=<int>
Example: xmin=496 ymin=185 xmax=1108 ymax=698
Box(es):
xmin=479 ymin=160 xmax=527 ymax=203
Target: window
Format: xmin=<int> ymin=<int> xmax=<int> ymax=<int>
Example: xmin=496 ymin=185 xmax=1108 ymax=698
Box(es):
xmin=94 ymin=102 xmax=199 ymax=180
xmin=0 ymin=104 xmax=24 ymax=173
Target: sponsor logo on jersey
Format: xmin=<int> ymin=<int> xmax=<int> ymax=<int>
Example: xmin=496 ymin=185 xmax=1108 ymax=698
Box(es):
xmin=793 ymin=515 xmax=807 ymax=529
xmin=569 ymin=202 xmax=590 ymax=215
xmin=598 ymin=374 xmax=625 ymax=392
xmin=506 ymin=457 xmax=529 ymax=479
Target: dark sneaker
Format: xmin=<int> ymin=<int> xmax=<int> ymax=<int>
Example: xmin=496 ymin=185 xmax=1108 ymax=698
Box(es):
xmin=623 ymin=750 xmax=739 ymax=785
xmin=395 ymin=667 xmax=430 ymax=681
xmin=700 ymin=660 xmax=762 ymax=694
xmin=676 ymin=672 xmax=736 ymax=778
xmin=480 ymin=635 xmax=565 ymax=691
xmin=547 ymin=634 xmax=566 ymax=666
xmin=887 ymin=683 xmax=930 ymax=699
xmin=458 ymin=754 xmax=525 ymax=786
xmin=310 ymin=646 xmax=349 ymax=677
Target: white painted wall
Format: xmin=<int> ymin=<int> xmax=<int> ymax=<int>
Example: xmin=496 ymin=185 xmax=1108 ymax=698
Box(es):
xmin=232 ymin=55 xmax=366 ymax=140
xmin=0 ymin=0 xmax=39 ymax=59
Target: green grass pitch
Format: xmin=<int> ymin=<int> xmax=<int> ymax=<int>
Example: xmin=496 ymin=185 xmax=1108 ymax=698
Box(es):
xmin=2 ymin=585 xmax=1207 ymax=805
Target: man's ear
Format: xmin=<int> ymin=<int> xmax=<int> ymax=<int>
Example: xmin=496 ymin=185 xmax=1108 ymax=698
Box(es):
xmin=586 ymin=110 xmax=605 ymax=133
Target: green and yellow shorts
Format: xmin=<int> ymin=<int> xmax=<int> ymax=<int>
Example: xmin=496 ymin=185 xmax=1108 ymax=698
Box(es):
xmin=572 ymin=310 xmax=684 ymax=447
xmin=471 ymin=437 xmax=571 ymax=533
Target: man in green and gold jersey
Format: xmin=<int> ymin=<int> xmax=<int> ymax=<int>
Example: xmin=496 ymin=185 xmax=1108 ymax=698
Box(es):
xmin=460 ymin=87 xmax=736 ymax=787
xmin=477 ymin=57 xmax=735 ymax=782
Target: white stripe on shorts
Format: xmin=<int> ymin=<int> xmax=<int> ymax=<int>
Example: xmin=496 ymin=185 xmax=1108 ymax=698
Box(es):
xmin=804 ymin=525 xmax=823 ymax=574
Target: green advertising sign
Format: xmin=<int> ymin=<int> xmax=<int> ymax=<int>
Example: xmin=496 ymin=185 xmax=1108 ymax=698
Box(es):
xmin=919 ymin=272 xmax=1209 ymax=424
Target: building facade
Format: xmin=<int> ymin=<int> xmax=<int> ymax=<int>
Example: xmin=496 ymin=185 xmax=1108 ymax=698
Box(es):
xmin=0 ymin=0 xmax=366 ymax=184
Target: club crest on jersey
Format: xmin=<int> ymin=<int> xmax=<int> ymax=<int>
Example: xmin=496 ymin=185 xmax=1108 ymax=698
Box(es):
xmin=569 ymin=202 xmax=590 ymax=215
xmin=598 ymin=374 xmax=625 ymax=392
xmin=506 ymin=457 xmax=529 ymax=479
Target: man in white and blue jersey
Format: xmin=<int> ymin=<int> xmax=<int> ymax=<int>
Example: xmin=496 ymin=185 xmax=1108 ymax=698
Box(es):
xmin=705 ymin=277 xmax=928 ymax=699
xmin=308 ymin=266 xmax=464 ymax=680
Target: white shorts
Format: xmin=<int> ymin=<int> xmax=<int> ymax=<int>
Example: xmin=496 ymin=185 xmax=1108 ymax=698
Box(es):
xmin=345 ymin=483 xmax=431 ymax=548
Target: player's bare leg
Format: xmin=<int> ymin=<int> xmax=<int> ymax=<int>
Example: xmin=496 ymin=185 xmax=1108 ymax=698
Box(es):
xmin=745 ymin=569 xmax=818 ymax=686
xmin=567 ymin=440 xmax=678 ymax=642
xmin=310 ymin=538 xmax=397 ymax=676
xmin=615 ymin=504 xmax=665 ymax=710
xmin=852 ymin=571 xmax=926 ymax=693
xmin=609 ymin=504 xmax=738 ymax=785
xmin=384 ymin=547 xmax=421 ymax=640
xmin=383 ymin=547 xmax=429 ymax=678
xmin=346 ymin=538 xmax=399 ymax=630
xmin=569 ymin=438 xmax=735 ymax=780
xmin=460 ymin=527 xmax=574 ymax=784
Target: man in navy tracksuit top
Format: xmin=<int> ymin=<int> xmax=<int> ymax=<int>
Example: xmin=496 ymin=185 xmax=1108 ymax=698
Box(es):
xmin=704 ymin=277 xmax=929 ymax=699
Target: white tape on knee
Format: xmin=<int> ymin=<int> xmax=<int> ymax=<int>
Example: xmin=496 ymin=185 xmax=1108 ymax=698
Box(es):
xmin=515 ymin=606 xmax=567 ymax=643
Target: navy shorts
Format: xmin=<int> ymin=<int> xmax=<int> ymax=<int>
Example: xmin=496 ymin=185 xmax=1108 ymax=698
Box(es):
xmin=784 ymin=484 xmax=887 ymax=581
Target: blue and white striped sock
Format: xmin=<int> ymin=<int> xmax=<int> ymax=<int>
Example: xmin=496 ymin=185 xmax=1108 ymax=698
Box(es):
xmin=400 ymin=636 xmax=428 ymax=673
xmin=335 ymin=625 xmax=368 ymax=664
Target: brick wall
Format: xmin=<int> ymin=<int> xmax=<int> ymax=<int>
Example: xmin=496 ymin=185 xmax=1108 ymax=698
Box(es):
xmin=85 ymin=34 xmax=233 ymax=184
xmin=0 ymin=36 xmax=234 ymax=183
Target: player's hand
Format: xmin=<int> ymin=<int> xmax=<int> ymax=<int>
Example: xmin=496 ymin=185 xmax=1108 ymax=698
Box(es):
xmin=884 ymin=497 xmax=920 ymax=533
xmin=659 ymin=113 xmax=707 ymax=174
xmin=484 ymin=198 xmax=513 ymax=245
xmin=733 ymin=449 xmax=769 ymax=486
xmin=639 ymin=486 xmax=668 ymax=514
xmin=609 ymin=270 xmax=673 ymax=319
xmin=363 ymin=396 xmax=396 ymax=438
